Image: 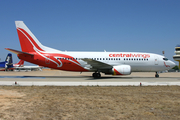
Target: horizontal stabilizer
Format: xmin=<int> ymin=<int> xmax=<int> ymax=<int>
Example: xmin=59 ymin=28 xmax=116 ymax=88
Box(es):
xmin=5 ymin=48 xmax=34 ymax=56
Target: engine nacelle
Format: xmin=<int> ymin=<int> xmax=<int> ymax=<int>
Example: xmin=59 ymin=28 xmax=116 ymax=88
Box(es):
xmin=112 ymin=65 xmax=131 ymax=75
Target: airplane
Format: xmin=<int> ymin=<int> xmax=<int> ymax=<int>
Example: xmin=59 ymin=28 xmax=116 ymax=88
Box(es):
xmin=13 ymin=59 xmax=24 ymax=67
xmin=0 ymin=55 xmax=24 ymax=71
xmin=14 ymin=60 xmax=43 ymax=71
xmin=5 ymin=21 xmax=176 ymax=78
xmin=0 ymin=53 xmax=14 ymax=71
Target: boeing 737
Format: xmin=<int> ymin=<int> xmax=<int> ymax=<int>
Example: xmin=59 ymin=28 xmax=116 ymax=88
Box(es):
xmin=6 ymin=21 xmax=176 ymax=78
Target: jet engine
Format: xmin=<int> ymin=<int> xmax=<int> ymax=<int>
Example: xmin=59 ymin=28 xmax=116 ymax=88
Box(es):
xmin=112 ymin=65 xmax=131 ymax=75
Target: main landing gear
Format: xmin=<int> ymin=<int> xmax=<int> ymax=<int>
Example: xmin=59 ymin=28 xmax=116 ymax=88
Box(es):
xmin=92 ymin=72 xmax=101 ymax=78
xmin=155 ymin=72 xmax=159 ymax=78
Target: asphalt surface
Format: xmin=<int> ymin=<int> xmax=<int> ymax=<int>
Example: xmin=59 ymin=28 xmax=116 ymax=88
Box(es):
xmin=0 ymin=70 xmax=180 ymax=86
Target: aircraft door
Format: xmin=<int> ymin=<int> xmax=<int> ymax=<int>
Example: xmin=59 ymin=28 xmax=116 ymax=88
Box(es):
xmin=154 ymin=56 xmax=158 ymax=65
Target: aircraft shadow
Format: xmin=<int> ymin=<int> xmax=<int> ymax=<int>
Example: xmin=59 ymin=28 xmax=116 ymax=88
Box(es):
xmin=22 ymin=75 xmax=134 ymax=80
xmin=2 ymin=75 xmax=178 ymax=81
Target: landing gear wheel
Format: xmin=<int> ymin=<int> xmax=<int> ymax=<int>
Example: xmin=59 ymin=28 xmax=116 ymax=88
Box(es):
xmin=92 ymin=73 xmax=101 ymax=78
xmin=92 ymin=73 xmax=96 ymax=78
xmin=155 ymin=72 xmax=159 ymax=78
xmin=96 ymin=73 xmax=101 ymax=78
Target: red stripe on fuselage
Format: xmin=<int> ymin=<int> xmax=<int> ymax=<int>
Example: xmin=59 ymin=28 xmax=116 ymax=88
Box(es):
xmin=18 ymin=52 xmax=88 ymax=72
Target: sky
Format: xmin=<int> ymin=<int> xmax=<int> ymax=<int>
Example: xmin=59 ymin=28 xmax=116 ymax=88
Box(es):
xmin=0 ymin=0 xmax=180 ymax=65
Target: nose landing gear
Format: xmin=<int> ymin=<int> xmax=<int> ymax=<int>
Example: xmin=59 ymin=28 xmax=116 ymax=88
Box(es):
xmin=155 ymin=72 xmax=159 ymax=78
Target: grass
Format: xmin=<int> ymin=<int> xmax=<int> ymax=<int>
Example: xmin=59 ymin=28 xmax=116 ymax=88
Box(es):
xmin=0 ymin=86 xmax=180 ymax=120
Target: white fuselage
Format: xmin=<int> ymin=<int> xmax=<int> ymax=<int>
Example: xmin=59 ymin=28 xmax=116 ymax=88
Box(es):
xmin=57 ymin=51 xmax=175 ymax=72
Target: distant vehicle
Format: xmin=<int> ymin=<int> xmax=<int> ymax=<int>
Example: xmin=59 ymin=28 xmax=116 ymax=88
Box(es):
xmin=14 ymin=60 xmax=42 ymax=71
xmin=6 ymin=21 xmax=176 ymax=78
xmin=0 ymin=53 xmax=13 ymax=71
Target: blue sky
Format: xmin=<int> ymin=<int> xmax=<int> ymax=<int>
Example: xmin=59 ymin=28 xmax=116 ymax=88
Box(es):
xmin=0 ymin=0 xmax=180 ymax=65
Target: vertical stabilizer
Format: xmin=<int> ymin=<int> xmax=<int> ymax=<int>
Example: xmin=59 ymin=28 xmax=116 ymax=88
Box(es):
xmin=14 ymin=60 xmax=24 ymax=67
xmin=5 ymin=53 xmax=13 ymax=68
xmin=15 ymin=21 xmax=60 ymax=53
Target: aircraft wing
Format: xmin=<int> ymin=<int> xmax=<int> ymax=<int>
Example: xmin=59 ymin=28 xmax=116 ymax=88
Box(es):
xmin=82 ymin=58 xmax=112 ymax=70
xmin=5 ymin=48 xmax=34 ymax=56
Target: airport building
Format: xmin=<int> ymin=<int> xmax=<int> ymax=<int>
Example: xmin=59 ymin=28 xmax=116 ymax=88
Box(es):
xmin=173 ymin=45 xmax=180 ymax=68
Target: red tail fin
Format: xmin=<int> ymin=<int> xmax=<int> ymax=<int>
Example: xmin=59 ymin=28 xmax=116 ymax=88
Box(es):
xmin=15 ymin=21 xmax=61 ymax=53
xmin=14 ymin=60 xmax=24 ymax=67
xmin=15 ymin=21 xmax=45 ymax=52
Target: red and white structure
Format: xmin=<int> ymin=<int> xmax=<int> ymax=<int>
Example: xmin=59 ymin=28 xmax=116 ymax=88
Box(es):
xmin=6 ymin=21 xmax=175 ymax=78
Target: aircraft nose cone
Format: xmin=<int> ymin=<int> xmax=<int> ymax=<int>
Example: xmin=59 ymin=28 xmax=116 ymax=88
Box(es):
xmin=170 ymin=60 xmax=176 ymax=68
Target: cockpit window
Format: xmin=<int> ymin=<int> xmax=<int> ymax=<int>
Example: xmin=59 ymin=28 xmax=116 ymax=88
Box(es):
xmin=163 ymin=58 xmax=168 ymax=61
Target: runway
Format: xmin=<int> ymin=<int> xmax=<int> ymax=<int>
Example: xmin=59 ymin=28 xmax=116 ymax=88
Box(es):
xmin=0 ymin=70 xmax=180 ymax=86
